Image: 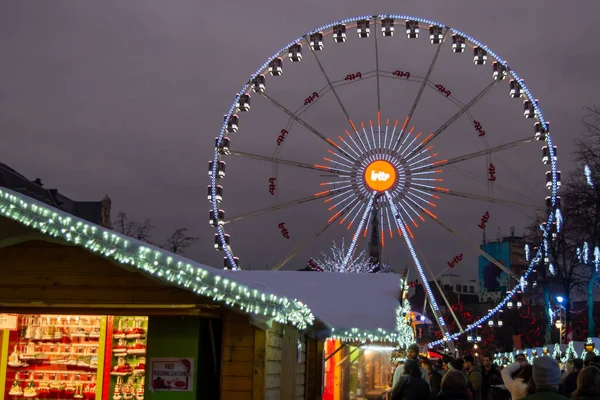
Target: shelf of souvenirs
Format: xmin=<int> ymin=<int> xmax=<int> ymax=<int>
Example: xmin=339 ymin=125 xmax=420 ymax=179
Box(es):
xmin=110 ymin=356 xmax=146 ymax=377
xmin=8 ymin=343 xmax=100 ymax=369
xmin=8 ymin=371 xmax=97 ymax=398
xmin=112 ymin=318 xmax=147 ymax=340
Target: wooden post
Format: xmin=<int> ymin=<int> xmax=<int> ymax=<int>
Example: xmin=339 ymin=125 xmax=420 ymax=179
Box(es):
xmin=252 ymin=329 xmax=266 ymax=400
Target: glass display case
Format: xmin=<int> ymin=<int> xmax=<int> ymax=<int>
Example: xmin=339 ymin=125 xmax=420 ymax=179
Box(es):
xmin=4 ymin=314 xmax=105 ymax=399
xmin=108 ymin=316 xmax=148 ymax=400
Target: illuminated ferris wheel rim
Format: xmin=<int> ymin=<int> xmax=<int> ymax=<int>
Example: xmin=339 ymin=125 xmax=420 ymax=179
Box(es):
xmin=210 ymin=14 xmax=559 ymax=346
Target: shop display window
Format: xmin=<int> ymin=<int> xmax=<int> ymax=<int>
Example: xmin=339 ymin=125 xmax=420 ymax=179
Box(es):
xmin=107 ymin=316 xmax=147 ymax=400
xmin=4 ymin=314 xmax=105 ymax=399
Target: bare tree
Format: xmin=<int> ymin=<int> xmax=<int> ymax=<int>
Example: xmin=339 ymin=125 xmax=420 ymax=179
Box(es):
xmin=163 ymin=228 xmax=199 ymax=255
xmin=113 ymin=211 xmax=136 ymax=236
xmin=133 ymin=218 xmax=154 ymax=244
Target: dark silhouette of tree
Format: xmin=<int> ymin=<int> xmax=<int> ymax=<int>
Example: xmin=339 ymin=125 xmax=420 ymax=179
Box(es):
xmin=113 ymin=211 xmax=199 ymax=253
xmin=163 ymin=228 xmax=200 ymax=255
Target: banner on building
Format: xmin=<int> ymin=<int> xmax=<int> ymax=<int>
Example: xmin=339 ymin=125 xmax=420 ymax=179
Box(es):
xmin=478 ymin=242 xmax=510 ymax=302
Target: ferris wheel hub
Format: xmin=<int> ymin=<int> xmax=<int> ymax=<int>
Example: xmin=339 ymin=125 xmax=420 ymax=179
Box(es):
xmin=364 ymin=159 xmax=397 ymax=192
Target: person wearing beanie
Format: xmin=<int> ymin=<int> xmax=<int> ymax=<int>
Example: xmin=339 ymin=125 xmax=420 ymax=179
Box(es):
xmin=392 ymin=344 xmax=429 ymax=388
xmin=391 ymin=359 xmax=431 ymax=400
xmin=522 ymin=356 xmax=570 ymax=399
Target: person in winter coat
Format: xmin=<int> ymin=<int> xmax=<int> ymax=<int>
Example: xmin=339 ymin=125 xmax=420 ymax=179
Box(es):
xmin=422 ymin=358 xmax=442 ymax=398
xmin=501 ymin=360 xmax=532 ymax=399
xmin=482 ymin=354 xmax=503 ymax=400
xmin=572 ymin=365 xmax=600 ymax=400
xmin=393 ymin=344 xmax=429 ymax=388
xmin=437 ymin=369 xmax=472 ymax=400
xmin=521 ymin=356 xmax=570 ymax=400
xmin=560 ymin=358 xmax=583 ymax=397
xmin=392 ymin=359 xmax=431 ymax=400
xmin=465 ymin=355 xmax=483 ymax=400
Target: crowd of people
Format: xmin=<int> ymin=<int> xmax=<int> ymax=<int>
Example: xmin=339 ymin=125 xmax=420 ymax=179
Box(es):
xmin=390 ymin=344 xmax=600 ymax=400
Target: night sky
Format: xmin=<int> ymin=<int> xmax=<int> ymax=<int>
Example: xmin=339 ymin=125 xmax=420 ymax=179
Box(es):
xmin=1 ymin=1 xmax=599 ymax=280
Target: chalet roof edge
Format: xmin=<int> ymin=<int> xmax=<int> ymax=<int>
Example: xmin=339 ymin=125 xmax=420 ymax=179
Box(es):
xmin=0 ymin=188 xmax=314 ymax=329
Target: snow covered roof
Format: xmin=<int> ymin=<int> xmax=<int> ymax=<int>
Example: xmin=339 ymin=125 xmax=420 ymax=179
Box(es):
xmin=0 ymin=188 xmax=314 ymax=329
xmin=219 ymin=270 xmax=402 ymax=334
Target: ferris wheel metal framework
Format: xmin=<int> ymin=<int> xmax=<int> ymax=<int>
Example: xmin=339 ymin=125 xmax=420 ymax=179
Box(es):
xmin=209 ymin=14 xmax=560 ymax=346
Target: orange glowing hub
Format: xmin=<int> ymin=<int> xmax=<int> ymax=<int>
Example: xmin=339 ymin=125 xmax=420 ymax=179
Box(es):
xmin=364 ymin=160 xmax=397 ymax=192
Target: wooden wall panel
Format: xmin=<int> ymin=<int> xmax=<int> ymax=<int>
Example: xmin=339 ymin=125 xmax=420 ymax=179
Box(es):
xmin=295 ymin=335 xmax=307 ymax=400
xmin=306 ymin=338 xmax=324 ymax=400
xmin=220 ymin=313 xmax=256 ymax=400
xmin=280 ymin=324 xmax=299 ymax=400
xmin=0 ymin=241 xmax=213 ymax=306
xmin=265 ymin=322 xmax=284 ymax=399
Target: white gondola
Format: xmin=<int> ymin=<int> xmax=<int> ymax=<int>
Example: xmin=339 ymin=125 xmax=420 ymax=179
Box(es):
xmin=268 ymin=57 xmax=283 ymax=76
xmin=452 ymin=34 xmax=465 ymax=53
xmin=225 ymin=114 xmax=239 ymax=132
xmin=309 ymin=32 xmax=324 ymax=50
xmin=224 ymin=256 xmax=239 ymax=269
xmin=541 ymin=146 xmax=557 ymax=165
xmin=473 ymin=46 xmax=487 ymax=65
xmin=333 ymin=24 xmax=346 ymax=43
xmin=207 ymin=185 xmax=224 ymax=203
xmin=509 ymin=79 xmax=523 ymax=98
xmin=288 ymin=43 xmax=302 ymax=62
xmin=405 ymin=20 xmax=419 ymax=39
xmin=429 ymin=25 xmax=443 ymax=44
xmin=535 ymin=122 xmax=549 ymax=141
xmin=523 ymin=99 xmax=537 ymax=119
xmin=251 ymin=74 xmax=265 ymax=93
xmin=381 ymin=18 xmax=394 ymax=37
xmin=492 ymin=62 xmax=508 ymax=80
xmin=235 ymin=93 xmax=251 ymax=112
xmin=214 ymin=233 xmax=231 ymax=251
xmin=546 ymin=171 xmax=561 ymax=189
xmin=209 ymin=209 xmax=225 ymax=227
xmin=208 ymin=160 xmax=226 ymax=179
xmin=357 ymin=19 xmax=370 ymax=38
xmin=215 ymin=136 xmax=231 ymax=155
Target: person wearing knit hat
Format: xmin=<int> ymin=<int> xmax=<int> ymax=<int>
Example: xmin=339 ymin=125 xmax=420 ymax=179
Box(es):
xmin=392 ymin=344 xmax=429 ymax=389
xmin=521 ymin=356 xmax=570 ymax=399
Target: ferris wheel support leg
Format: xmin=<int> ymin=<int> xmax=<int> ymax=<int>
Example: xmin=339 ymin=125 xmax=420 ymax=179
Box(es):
xmin=384 ymin=192 xmax=452 ymax=343
xmin=411 ymin=236 xmax=465 ymax=333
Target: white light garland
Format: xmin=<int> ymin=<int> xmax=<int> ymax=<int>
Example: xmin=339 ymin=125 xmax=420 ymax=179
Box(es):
xmin=314 ymin=238 xmax=378 ymax=273
xmin=0 ymin=188 xmax=314 ymax=329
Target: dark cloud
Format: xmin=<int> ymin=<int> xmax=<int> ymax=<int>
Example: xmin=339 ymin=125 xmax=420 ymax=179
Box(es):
xmin=1 ymin=0 xmax=598 ymax=279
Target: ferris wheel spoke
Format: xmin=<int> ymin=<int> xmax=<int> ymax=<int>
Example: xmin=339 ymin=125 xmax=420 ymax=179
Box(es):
xmin=259 ymin=91 xmax=356 ymax=161
xmin=413 ymin=185 xmax=543 ymax=210
xmin=341 ymin=192 xmax=377 ymax=270
xmin=403 ymin=80 xmax=499 ymax=159
xmin=229 ymin=150 xmax=351 ymax=174
xmin=419 ymin=209 xmax=520 ymax=281
xmin=414 ymin=136 xmax=536 ymax=173
xmin=224 ymin=189 xmax=350 ymax=225
xmin=304 ymin=36 xmax=357 ymax=131
xmin=385 ymin=191 xmax=450 ymax=337
xmin=373 ymin=16 xmax=382 ymax=118
xmin=271 ymin=208 xmax=343 ymax=271
xmin=402 ymin=27 xmax=449 ymax=133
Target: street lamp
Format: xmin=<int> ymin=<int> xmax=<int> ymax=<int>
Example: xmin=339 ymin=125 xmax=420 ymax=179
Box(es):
xmin=555 ymin=319 xmax=563 ymax=329
xmin=556 ymin=296 xmax=564 ymax=304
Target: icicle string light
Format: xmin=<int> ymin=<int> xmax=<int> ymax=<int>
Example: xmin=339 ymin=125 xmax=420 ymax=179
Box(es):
xmin=0 ymin=188 xmax=314 ymax=329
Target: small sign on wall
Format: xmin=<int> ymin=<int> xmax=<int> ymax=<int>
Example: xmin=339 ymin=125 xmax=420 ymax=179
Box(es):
xmin=149 ymin=358 xmax=194 ymax=392
xmin=0 ymin=314 xmax=18 ymax=330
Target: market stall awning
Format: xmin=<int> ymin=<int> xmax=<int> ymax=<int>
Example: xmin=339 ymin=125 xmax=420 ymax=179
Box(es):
xmin=0 ymin=188 xmax=314 ymax=329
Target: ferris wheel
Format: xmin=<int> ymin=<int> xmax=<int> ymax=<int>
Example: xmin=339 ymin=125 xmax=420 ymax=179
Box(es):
xmin=209 ymin=14 xmax=559 ymax=344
